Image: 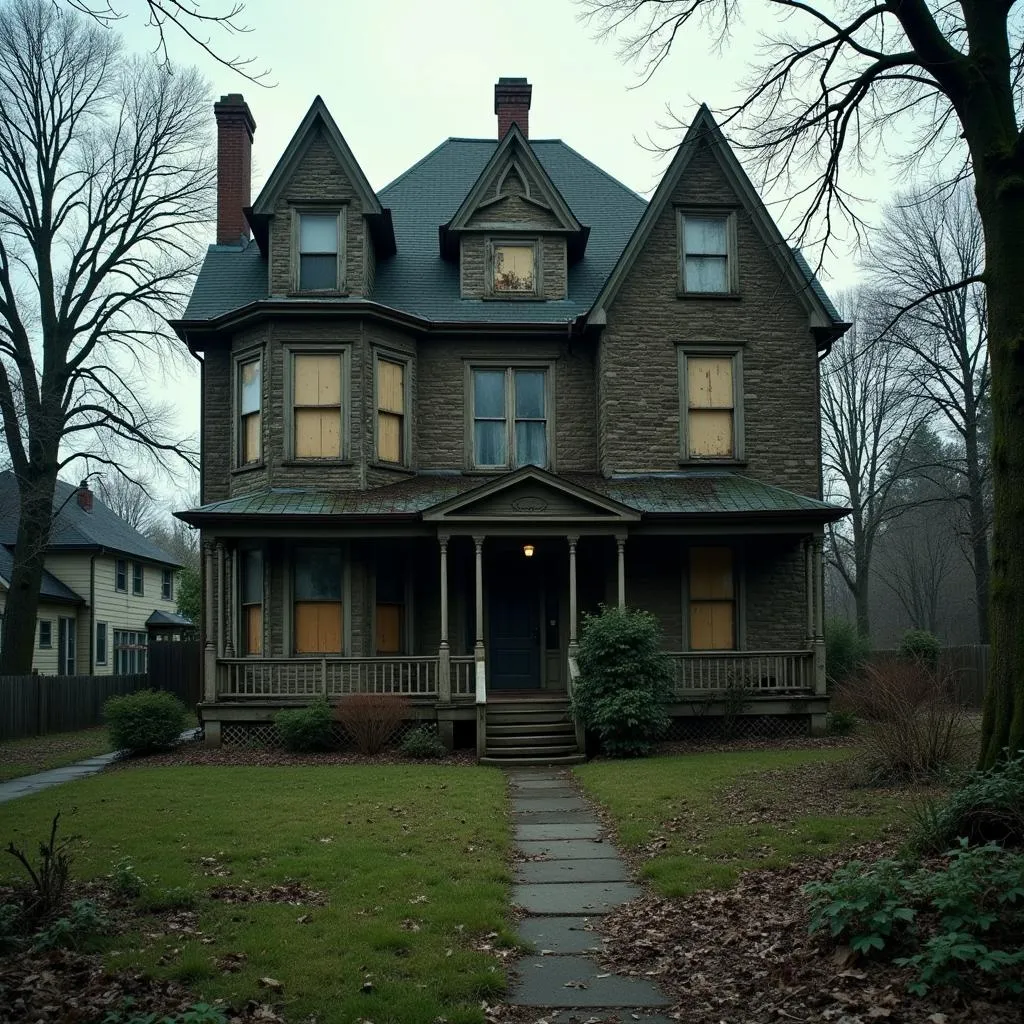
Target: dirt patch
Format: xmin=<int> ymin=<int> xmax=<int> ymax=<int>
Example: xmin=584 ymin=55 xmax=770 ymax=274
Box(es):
xmin=207 ymin=881 xmax=328 ymax=906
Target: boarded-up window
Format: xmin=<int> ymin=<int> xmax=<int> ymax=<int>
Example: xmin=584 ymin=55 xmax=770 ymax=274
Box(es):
xmin=377 ymin=358 xmax=405 ymax=464
xmin=689 ymin=547 xmax=735 ymax=650
xmin=242 ymin=549 xmax=263 ymax=656
xmin=492 ymin=243 xmax=536 ymax=293
xmin=375 ymin=558 xmax=404 ymax=655
xmin=298 ymin=213 xmax=339 ymax=290
xmin=293 ymin=547 xmax=343 ymax=654
xmin=687 ymin=356 xmax=735 ymax=459
xmin=682 ymin=214 xmax=730 ymax=293
xmin=239 ymin=358 xmax=261 ymax=465
xmin=293 ymin=353 xmax=342 ymax=459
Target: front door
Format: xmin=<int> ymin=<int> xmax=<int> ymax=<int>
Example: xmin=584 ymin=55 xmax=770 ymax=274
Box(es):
xmin=488 ymin=567 xmax=541 ymax=690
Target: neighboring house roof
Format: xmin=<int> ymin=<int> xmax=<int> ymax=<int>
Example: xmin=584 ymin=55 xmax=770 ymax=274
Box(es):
xmin=0 ymin=473 xmax=183 ymax=567
xmin=176 ymin=470 xmax=845 ymax=525
xmin=146 ymin=610 xmax=194 ymax=627
xmin=0 ymin=545 xmax=84 ymax=604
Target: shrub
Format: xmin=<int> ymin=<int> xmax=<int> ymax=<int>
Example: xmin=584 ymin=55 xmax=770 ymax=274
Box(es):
xmin=32 ymin=898 xmax=107 ymax=951
xmin=571 ymin=606 xmax=672 ymax=758
xmin=105 ymin=689 xmax=189 ymax=753
xmin=900 ymin=629 xmax=941 ymax=670
xmin=826 ymin=709 xmax=858 ymax=736
xmin=5 ymin=812 xmax=75 ymax=922
xmin=399 ymin=726 xmax=447 ymax=760
xmin=335 ymin=694 xmax=410 ymax=754
xmin=275 ymin=698 xmax=335 ymax=752
xmin=825 ymin=618 xmax=870 ymax=688
xmin=110 ymin=858 xmax=145 ymax=899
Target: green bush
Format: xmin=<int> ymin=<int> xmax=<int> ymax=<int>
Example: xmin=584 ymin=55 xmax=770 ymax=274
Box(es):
xmin=105 ymin=690 xmax=189 ymax=753
xmin=825 ymin=618 xmax=870 ymax=688
xmin=399 ymin=726 xmax=447 ymax=760
xmin=571 ymin=606 xmax=672 ymax=758
xmin=275 ymin=698 xmax=335 ymax=752
xmin=826 ymin=709 xmax=858 ymax=736
xmin=900 ymin=629 xmax=941 ymax=669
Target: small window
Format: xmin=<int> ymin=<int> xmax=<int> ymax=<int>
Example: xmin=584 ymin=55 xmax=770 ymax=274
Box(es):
xmin=376 ymin=358 xmax=406 ymax=464
xmin=38 ymin=620 xmax=52 ymax=649
xmin=292 ymin=353 xmax=343 ymax=459
xmin=115 ymin=558 xmax=127 ymax=592
xmin=96 ymin=622 xmax=108 ymax=665
xmin=490 ymin=241 xmax=536 ymax=294
xmin=689 ymin=547 xmax=735 ymax=650
xmin=471 ymin=367 xmax=548 ymax=469
xmin=681 ymin=351 xmax=740 ymax=460
xmin=293 ymin=547 xmax=343 ymax=654
xmin=113 ymin=629 xmax=148 ymax=674
xmin=242 ymin=549 xmax=263 ymax=656
xmin=298 ymin=212 xmax=340 ymax=291
xmin=132 ymin=562 xmax=144 ymax=596
xmin=680 ymin=212 xmax=734 ymax=294
xmin=238 ymin=357 xmax=261 ymax=466
xmin=161 ymin=569 xmax=173 ymax=601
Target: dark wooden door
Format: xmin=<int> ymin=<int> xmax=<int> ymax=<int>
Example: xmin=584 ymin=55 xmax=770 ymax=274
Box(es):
xmin=488 ymin=568 xmax=541 ymax=690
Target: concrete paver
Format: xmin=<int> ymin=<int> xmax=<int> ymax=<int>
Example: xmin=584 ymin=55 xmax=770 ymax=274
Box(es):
xmin=517 ymin=838 xmax=619 ymax=860
xmin=510 ymin=795 xmax=588 ymax=811
xmin=513 ymin=809 xmax=599 ymax=825
xmin=517 ymin=858 xmax=630 ymax=884
xmin=514 ymin=880 xmax=641 ymax=915
xmin=512 ymin=955 xmax=670 ymax=1008
xmin=515 ymin=823 xmax=603 ymax=841
xmin=517 ymin=915 xmax=603 ymax=954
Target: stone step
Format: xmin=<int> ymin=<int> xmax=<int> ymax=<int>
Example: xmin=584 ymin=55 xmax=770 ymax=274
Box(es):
xmin=480 ymin=753 xmax=586 ymax=767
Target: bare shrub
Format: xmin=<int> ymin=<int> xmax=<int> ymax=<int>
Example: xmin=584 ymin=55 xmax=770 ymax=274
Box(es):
xmin=841 ymin=662 xmax=973 ymax=783
xmin=334 ymin=695 xmax=410 ymax=755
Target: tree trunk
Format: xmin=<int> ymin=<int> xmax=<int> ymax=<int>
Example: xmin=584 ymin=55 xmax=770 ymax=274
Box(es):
xmin=964 ymin=433 xmax=990 ymax=642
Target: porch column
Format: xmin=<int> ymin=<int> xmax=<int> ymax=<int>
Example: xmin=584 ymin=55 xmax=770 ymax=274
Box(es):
xmin=812 ymin=535 xmax=827 ymax=695
xmin=473 ymin=534 xmax=486 ymax=703
xmin=616 ymin=535 xmax=627 ymax=610
xmin=216 ymin=542 xmax=226 ymax=660
xmin=224 ymin=545 xmax=236 ymax=658
xmin=805 ymin=537 xmax=815 ymax=647
xmin=437 ymin=534 xmax=451 ymax=706
xmin=203 ymin=540 xmax=216 ymax=704
xmin=567 ymin=534 xmax=579 ymax=656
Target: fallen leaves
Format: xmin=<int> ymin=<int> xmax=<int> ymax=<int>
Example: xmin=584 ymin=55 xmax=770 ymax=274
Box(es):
xmin=207 ymin=881 xmax=328 ymax=906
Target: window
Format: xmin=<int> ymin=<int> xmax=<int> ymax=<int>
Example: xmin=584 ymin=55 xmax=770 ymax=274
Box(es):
xmin=292 ymin=352 xmax=343 ymax=459
xmin=297 ymin=212 xmax=341 ymax=291
xmin=96 ymin=622 xmax=108 ymax=665
xmin=238 ymin=357 xmax=261 ymax=465
xmin=293 ymin=547 xmax=343 ymax=654
xmin=375 ymin=557 xmax=405 ymax=655
xmin=689 ymin=547 xmax=736 ymax=650
xmin=115 ymin=558 xmax=127 ymax=592
xmin=132 ymin=561 xmax=144 ymax=596
xmin=490 ymin=241 xmax=537 ymax=295
xmin=242 ymin=548 xmax=263 ymax=656
xmin=471 ymin=367 xmax=548 ymax=469
xmin=38 ymin=620 xmax=52 ymax=649
xmin=681 ymin=351 xmax=740 ymax=460
xmin=58 ymin=617 xmax=76 ymax=675
xmin=376 ymin=357 xmax=406 ymax=464
xmin=114 ymin=629 xmax=148 ymax=674
xmin=679 ymin=211 xmax=735 ymax=294
xmin=161 ymin=569 xmax=173 ymax=601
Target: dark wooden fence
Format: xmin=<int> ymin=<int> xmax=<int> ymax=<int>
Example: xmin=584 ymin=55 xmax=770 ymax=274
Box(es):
xmin=869 ymin=644 xmax=990 ymax=707
xmin=149 ymin=639 xmax=201 ymax=708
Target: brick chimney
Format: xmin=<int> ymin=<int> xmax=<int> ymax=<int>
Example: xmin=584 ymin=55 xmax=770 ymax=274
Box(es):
xmin=76 ymin=480 xmax=93 ymax=513
xmin=495 ymin=77 xmax=532 ymax=139
xmin=214 ymin=93 xmax=256 ymax=245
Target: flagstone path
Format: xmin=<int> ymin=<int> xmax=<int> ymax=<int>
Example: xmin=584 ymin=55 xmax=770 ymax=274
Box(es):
xmin=508 ymin=768 xmax=673 ymax=1023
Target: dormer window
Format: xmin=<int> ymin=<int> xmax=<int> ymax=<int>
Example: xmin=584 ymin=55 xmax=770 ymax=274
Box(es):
xmin=488 ymin=239 xmax=538 ymax=296
xmin=297 ymin=211 xmax=344 ymax=291
xmin=678 ymin=210 xmax=737 ymax=295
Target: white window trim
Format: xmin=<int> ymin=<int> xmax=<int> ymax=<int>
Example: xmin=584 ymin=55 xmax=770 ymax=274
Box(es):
xmin=372 ymin=348 xmax=413 ymax=469
xmin=292 ymin=206 xmax=348 ymax=293
xmin=283 ymin=344 xmax=351 ymax=463
xmin=232 ymin=346 xmax=265 ymax=471
xmin=132 ymin=560 xmax=145 ymax=597
xmin=39 ymin=619 xmax=53 ymax=649
xmin=677 ymin=208 xmax=739 ymax=295
xmin=115 ymin=558 xmax=127 ymax=593
xmin=677 ymin=345 xmax=745 ymax=464
xmin=485 ymin=236 xmax=542 ymax=298
xmin=161 ymin=569 xmax=174 ymax=601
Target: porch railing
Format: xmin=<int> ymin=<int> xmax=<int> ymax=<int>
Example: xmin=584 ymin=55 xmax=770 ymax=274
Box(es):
xmin=667 ymin=651 xmax=814 ymax=696
xmin=217 ymin=657 xmax=440 ymax=699
xmin=451 ymin=656 xmax=476 ymax=700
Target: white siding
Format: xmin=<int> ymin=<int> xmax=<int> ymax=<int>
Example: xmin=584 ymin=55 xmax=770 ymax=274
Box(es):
xmin=0 ymin=590 xmax=85 ymax=676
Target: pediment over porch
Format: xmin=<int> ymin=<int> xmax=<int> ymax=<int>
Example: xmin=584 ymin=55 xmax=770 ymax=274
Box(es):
xmin=423 ymin=467 xmax=640 ymax=524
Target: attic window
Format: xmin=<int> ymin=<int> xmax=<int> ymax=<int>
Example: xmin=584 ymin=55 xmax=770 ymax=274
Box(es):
xmin=679 ymin=210 xmax=737 ymax=294
xmin=297 ymin=212 xmax=343 ymax=291
xmin=489 ymin=240 xmax=537 ymax=295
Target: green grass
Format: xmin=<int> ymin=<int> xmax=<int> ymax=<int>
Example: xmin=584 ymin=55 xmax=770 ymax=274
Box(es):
xmin=1 ymin=765 xmax=513 ymax=1024
xmin=0 ymin=727 xmax=113 ymax=781
xmin=575 ymin=748 xmax=910 ymax=897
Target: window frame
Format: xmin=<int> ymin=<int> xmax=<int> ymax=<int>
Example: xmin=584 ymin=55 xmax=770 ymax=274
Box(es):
xmin=113 ymin=629 xmax=148 ymax=675
xmin=372 ymin=554 xmax=412 ymax=656
xmin=132 ymin=561 xmax=144 ymax=597
xmin=115 ymin=558 xmax=127 ymax=593
xmin=485 ymin=236 xmax=542 ymax=298
xmin=239 ymin=546 xmax=264 ymax=657
xmin=293 ymin=207 xmax=347 ymax=293
xmin=682 ymin=545 xmax=745 ymax=651
xmin=373 ymin=350 xmax=412 ymax=468
xmin=95 ymin=621 xmax=108 ymax=666
xmin=234 ymin=348 xmax=264 ymax=470
xmin=465 ymin=361 xmax=555 ymax=471
xmin=677 ymin=208 xmax=739 ymax=296
xmin=677 ymin=346 xmax=745 ymax=464
xmin=38 ymin=619 xmax=52 ymax=649
xmin=161 ymin=569 xmax=173 ymax=601
xmin=287 ymin=543 xmax=350 ymax=657
xmin=284 ymin=345 xmax=350 ymax=463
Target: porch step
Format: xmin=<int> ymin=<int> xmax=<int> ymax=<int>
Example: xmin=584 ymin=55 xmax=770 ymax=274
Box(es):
xmin=487 ymin=722 xmax=575 ymax=738
xmin=487 ymin=711 xmax=573 ymax=727
xmin=483 ymin=743 xmax=581 ymax=759
xmin=480 ymin=754 xmax=586 ymax=767
xmin=487 ymin=732 xmax=575 ymax=749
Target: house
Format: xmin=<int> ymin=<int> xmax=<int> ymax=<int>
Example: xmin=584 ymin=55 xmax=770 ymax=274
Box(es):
xmin=173 ymin=79 xmax=849 ymax=761
xmin=0 ymin=474 xmax=184 ymax=676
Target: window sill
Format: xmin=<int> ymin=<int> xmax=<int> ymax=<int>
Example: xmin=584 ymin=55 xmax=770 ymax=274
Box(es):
xmin=480 ymin=293 xmax=546 ymax=302
xmin=679 ymin=458 xmax=748 ymax=468
xmin=280 ymin=459 xmax=354 ymax=468
xmin=677 ymin=290 xmax=742 ymax=300
xmin=369 ymin=461 xmax=416 ymax=475
xmin=286 ymin=289 xmax=349 ymax=298
xmin=232 ymin=462 xmax=265 ymax=476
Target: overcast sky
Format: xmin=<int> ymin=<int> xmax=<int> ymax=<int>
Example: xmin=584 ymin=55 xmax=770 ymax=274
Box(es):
xmin=108 ymin=0 xmax=903 ymax=508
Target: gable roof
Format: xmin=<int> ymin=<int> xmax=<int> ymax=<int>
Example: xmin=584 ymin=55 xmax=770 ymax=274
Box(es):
xmin=0 ymin=473 xmax=183 ymax=566
xmin=0 ymin=545 xmax=84 ymax=604
xmin=588 ymin=105 xmax=848 ymax=346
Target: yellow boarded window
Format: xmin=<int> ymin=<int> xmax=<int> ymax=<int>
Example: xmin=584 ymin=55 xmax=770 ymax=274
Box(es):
xmin=689 ymin=547 xmax=735 ymax=650
xmin=239 ymin=359 xmax=261 ymax=465
xmin=293 ymin=353 xmax=342 ymax=458
xmin=687 ymin=356 xmax=734 ymax=458
xmin=242 ymin=549 xmax=263 ymax=656
xmin=493 ymin=244 xmax=535 ymax=293
xmin=376 ymin=605 xmax=402 ymax=654
xmin=377 ymin=358 xmax=405 ymax=464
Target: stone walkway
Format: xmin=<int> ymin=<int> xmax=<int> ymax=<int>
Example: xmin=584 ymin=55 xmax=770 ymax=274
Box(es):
xmin=509 ymin=769 xmax=673 ymax=1023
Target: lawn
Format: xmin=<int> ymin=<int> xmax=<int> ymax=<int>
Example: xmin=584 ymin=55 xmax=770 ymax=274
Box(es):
xmin=1 ymin=765 xmax=513 ymax=1024
xmin=0 ymin=727 xmax=113 ymax=781
xmin=574 ymin=746 xmax=913 ymax=897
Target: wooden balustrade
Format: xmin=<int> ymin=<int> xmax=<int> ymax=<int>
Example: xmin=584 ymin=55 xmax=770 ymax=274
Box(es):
xmin=217 ymin=657 xmax=440 ymax=699
xmin=450 ymin=657 xmax=476 ymax=700
xmin=666 ymin=651 xmax=814 ymax=695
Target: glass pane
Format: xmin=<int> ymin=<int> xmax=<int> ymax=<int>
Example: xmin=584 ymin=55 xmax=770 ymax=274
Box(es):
xmin=685 ymin=255 xmax=728 ymax=292
xmin=474 ymin=420 xmax=507 ymax=466
xmin=299 ymin=253 xmax=337 ymax=290
xmin=242 ymin=549 xmax=263 ymax=603
xmin=240 ymin=360 xmax=260 ymax=414
xmin=684 ymin=216 xmax=727 ymax=255
xmin=294 ymin=547 xmax=342 ymax=600
xmin=493 ymin=244 xmax=535 ymax=292
xmin=473 ymin=370 xmax=505 ymax=418
xmin=300 ymin=213 xmax=338 ymax=253
xmin=514 ymin=370 xmax=545 ymax=418
xmin=514 ymin=420 xmax=547 ymax=467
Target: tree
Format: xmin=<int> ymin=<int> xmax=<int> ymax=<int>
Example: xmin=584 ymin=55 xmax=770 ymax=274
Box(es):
xmin=97 ymin=474 xmax=155 ymax=532
xmin=821 ymin=292 xmax=926 ymax=638
xmin=175 ymin=563 xmax=199 ymax=623
xmin=0 ymin=0 xmax=211 ymax=673
xmin=581 ymin=1 xmax=1024 ymax=763
xmin=870 ymin=184 xmax=991 ymax=641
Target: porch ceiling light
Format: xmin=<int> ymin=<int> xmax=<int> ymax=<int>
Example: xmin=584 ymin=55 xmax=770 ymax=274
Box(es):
xmin=523 ymin=543 xmax=535 ymax=558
